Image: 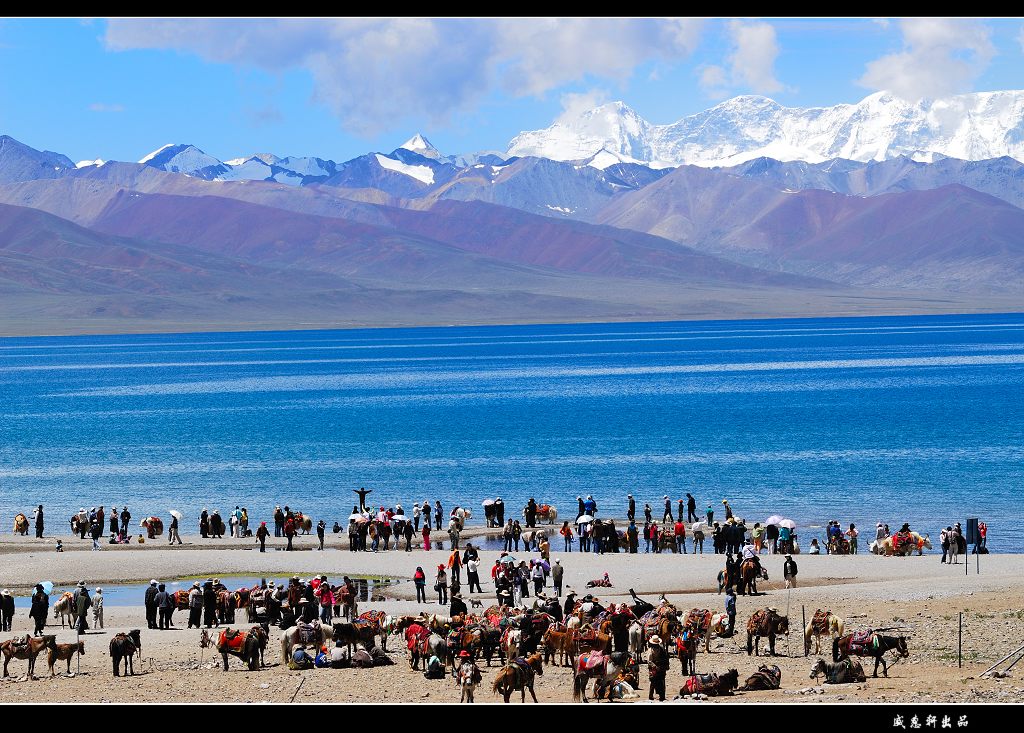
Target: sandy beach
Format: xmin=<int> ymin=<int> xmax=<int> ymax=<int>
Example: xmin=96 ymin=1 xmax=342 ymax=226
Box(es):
xmin=1 ymin=533 xmax=1022 ymax=704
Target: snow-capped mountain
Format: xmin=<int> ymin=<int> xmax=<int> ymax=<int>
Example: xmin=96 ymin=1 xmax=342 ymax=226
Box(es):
xmin=509 ymin=90 xmax=1024 ymax=167
xmin=139 ymin=143 xmax=228 ymax=179
xmin=0 ymin=134 xmax=76 ymax=183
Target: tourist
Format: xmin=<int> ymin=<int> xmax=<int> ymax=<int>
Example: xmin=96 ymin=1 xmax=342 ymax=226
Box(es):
xmin=199 ymin=508 xmax=209 ymax=538
xmin=706 ymin=504 xmax=714 ymax=525
xmin=644 ymin=503 xmax=652 ymax=523
xmin=284 ymin=514 xmax=296 ymax=551
xmin=317 ymin=519 xmax=326 ymax=550
xmin=120 ymin=506 xmax=131 ymax=541
xmin=0 ymin=589 xmax=13 ymax=631
xmin=675 ymin=518 xmax=687 ymax=553
xmin=976 ymin=520 xmax=988 ymax=553
xmin=92 ymin=588 xmax=104 ymax=629
xmin=145 ymin=579 xmax=159 ymax=629
xmin=229 ymin=506 xmax=239 ymax=538
xmin=187 ymin=582 xmax=202 ymax=628
xmin=413 ymin=567 xmax=426 ymax=603
xmin=560 ymin=521 xmax=574 ymax=552
xmin=256 ymin=521 xmax=270 ymax=552
xmin=627 ymin=521 xmax=639 ymax=553
xmin=240 ymin=507 xmax=249 ymax=536
xmin=778 ymin=523 xmax=792 ymax=554
xmin=30 ymin=583 xmax=48 ymax=636
xmin=692 ymin=523 xmax=704 ymax=554
xmin=662 ymin=495 xmax=673 ymax=523
xmin=34 ymin=504 xmax=44 ymax=538
xmin=687 ymin=493 xmax=698 ymax=522
xmin=403 ymin=519 xmax=414 ymax=551
xmin=168 ymin=513 xmax=182 ymax=545
xmin=752 ymin=522 xmax=764 ymax=553
xmin=466 ymin=556 xmax=482 ymax=593
xmin=525 ymin=497 xmax=538 ymax=528
xmin=55 ymin=539 xmax=64 ymax=552
xmin=422 ymin=521 xmax=432 ymax=551
xmin=512 ymin=520 xmax=522 ymax=552
xmin=273 ymin=506 xmax=284 ymax=537
xmin=783 ymin=554 xmax=798 ymax=588
xmin=627 ymin=493 xmax=635 ymax=521
xmin=156 ymin=583 xmax=171 ymax=629
xmin=724 ymin=585 xmax=736 ymax=636
xmin=646 ymin=635 xmax=668 ymax=701
xmin=551 ymin=558 xmax=564 ymax=597
xmin=447 ymin=547 xmax=462 ymax=583
xmin=576 ymin=496 xmax=584 ymax=521
xmin=434 ymin=500 xmax=443 ymax=530
xmin=74 ymin=583 xmax=91 ymax=634
xmin=583 ymin=494 xmax=597 ymax=517
xmin=317 ymin=582 xmax=334 ymax=624
xmin=847 ymin=523 xmax=859 ymax=554
xmin=809 ymin=538 xmax=821 ymax=554
xmin=531 ymin=560 xmax=545 ymax=595
xmin=494 ymin=497 xmax=505 ymax=526
xmin=435 ymin=565 xmax=448 ymax=605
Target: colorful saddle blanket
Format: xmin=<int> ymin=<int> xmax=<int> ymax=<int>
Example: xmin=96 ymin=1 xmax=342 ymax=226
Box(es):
xmin=849 ymin=629 xmax=876 ymax=654
xmin=812 ymin=610 xmax=832 ymax=633
xmin=682 ymin=673 xmax=719 ymax=695
xmin=578 ymin=651 xmax=607 ymax=674
xmin=218 ymin=629 xmax=246 ymax=651
xmin=686 ymin=609 xmax=712 ymax=630
xmin=296 ymin=622 xmax=319 ymax=644
xmin=747 ymin=664 xmax=782 ymax=689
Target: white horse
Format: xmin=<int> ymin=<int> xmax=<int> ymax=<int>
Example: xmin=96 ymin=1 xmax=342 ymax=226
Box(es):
xmin=501 ymin=628 xmax=522 ymax=660
xmin=803 ymin=611 xmax=846 ymax=655
xmin=279 ymin=621 xmax=333 ymax=664
xmin=53 ymin=592 xmax=77 ymax=629
xmin=627 ymin=621 xmax=644 ymax=657
xmin=456 ymin=659 xmax=482 ymax=703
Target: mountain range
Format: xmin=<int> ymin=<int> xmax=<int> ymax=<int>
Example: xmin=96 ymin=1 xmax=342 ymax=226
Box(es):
xmin=3 ymin=88 xmax=1024 ymax=335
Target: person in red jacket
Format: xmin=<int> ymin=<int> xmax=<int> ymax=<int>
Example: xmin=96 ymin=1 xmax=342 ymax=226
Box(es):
xmin=316 ymin=580 xmax=334 ymax=623
xmin=674 ymin=520 xmax=687 ymax=553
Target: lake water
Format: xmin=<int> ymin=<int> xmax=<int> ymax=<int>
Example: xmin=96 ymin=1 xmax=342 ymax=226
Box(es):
xmin=1 ymin=314 xmax=1021 ymax=551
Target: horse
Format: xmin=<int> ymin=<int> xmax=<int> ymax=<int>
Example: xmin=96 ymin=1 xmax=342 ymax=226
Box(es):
xmin=109 ymin=629 xmax=142 ymax=677
xmin=13 ymin=513 xmax=29 ymax=535
xmin=171 ymin=589 xmax=191 ymax=611
xmin=334 ymin=583 xmax=358 ymax=621
xmin=676 ymin=629 xmax=700 ymax=675
xmin=683 ymin=608 xmax=730 ymax=652
xmin=746 ymin=608 xmax=789 ymax=656
xmin=501 ymin=627 xmax=522 ymax=660
xmin=44 ymin=640 xmax=84 ymax=677
xmin=456 ymin=658 xmax=483 ymax=703
xmin=216 ymin=590 xmax=236 ymax=625
xmin=635 ymin=610 xmax=679 ymax=654
xmin=679 ymin=668 xmax=740 ymax=697
xmin=1 ymin=634 xmax=56 ymax=678
xmin=627 ymin=621 xmax=645 ymax=658
xmin=739 ymin=664 xmax=782 ymax=691
xmin=811 ymin=656 xmax=867 ymax=684
xmin=493 ymin=653 xmax=544 ymax=703
xmin=873 ymin=532 xmax=931 ymax=556
xmin=399 ymin=621 xmax=446 ymax=670
xmin=280 ymin=620 xmax=332 ymax=664
xmin=804 ymin=609 xmax=846 ymax=655
xmin=571 ymin=650 xmax=631 ymax=702
xmin=537 ymin=504 xmax=557 ymax=525
xmin=541 ymin=626 xmax=576 ymax=667
xmin=214 ymin=627 xmax=263 ymax=671
xmin=737 ymin=559 xmax=768 ymax=595
xmin=53 ymin=591 xmax=77 ymax=628
xmin=834 ymin=632 xmax=909 ymax=678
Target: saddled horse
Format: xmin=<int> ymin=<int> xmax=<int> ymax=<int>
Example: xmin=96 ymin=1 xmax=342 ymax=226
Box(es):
xmin=279 ymin=620 xmax=332 ymax=664
xmin=542 ymin=625 xmax=576 ymax=667
xmin=334 ymin=583 xmax=358 ymax=621
xmin=1 ymin=634 xmax=56 ymax=678
xmin=811 ymin=656 xmax=867 ymax=684
xmin=46 ymin=640 xmax=85 ymax=677
xmin=747 ymin=608 xmax=789 ymax=656
xmin=571 ymin=649 xmax=631 ymax=702
xmin=834 ymin=631 xmax=909 ymax=678
xmin=216 ymin=590 xmax=236 ymax=625
xmin=53 ymin=592 xmax=77 ymax=628
xmin=109 ymin=629 xmax=142 ymax=677
xmin=456 ymin=658 xmax=483 ymax=702
xmin=676 ymin=628 xmax=700 ymax=675
xmin=872 ymin=532 xmax=932 ymax=556
xmin=804 ymin=609 xmax=846 ymax=655
xmin=493 ymin=653 xmax=544 ymax=703
xmin=679 ymin=668 xmax=740 ymax=697
xmin=739 ymin=664 xmax=782 ymax=691
xmin=683 ymin=608 xmax=730 ymax=652
xmin=13 ymin=513 xmax=29 ymax=535
xmin=398 ymin=620 xmax=446 ymax=670
xmin=737 ymin=559 xmax=768 ymax=595
xmin=211 ymin=627 xmax=263 ymax=671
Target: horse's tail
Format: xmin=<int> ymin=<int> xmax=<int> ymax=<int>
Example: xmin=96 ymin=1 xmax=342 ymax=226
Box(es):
xmin=491 ymin=669 xmax=505 ymax=696
xmin=572 ymin=672 xmax=584 ymax=702
xmin=280 ymin=629 xmax=290 ymax=664
xmin=833 ymin=617 xmax=845 ymax=638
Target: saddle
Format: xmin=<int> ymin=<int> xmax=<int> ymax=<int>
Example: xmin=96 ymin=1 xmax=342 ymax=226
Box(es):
xmin=218 ymin=629 xmax=247 ymax=651
xmin=747 ymin=664 xmax=782 ymax=689
xmin=687 ymin=609 xmax=711 ymax=629
xmin=747 ymin=609 xmax=775 ymax=635
xmin=683 ymin=673 xmax=719 ymax=695
xmin=578 ymin=651 xmax=607 ymax=674
xmin=848 ymin=629 xmax=876 ymax=654
xmin=358 ymin=610 xmax=384 ymax=626
xmin=576 ymin=627 xmax=601 ymax=644
xmin=296 ymin=622 xmax=319 ymax=645
xmin=812 ymin=610 xmax=831 ymax=633
xmin=511 ymin=657 xmax=534 ymax=685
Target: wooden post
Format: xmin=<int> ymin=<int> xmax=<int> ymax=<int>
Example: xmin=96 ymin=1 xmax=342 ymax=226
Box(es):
xmin=958 ymin=612 xmax=962 ymax=668
xmin=802 ymin=605 xmax=807 ymax=656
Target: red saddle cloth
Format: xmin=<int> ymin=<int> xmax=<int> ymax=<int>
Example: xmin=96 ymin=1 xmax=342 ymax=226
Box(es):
xmin=578 ymin=651 xmax=607 ymax=674
xmin=687 ymin=609 xmax=711 ymax=629
xmin=849 ymin=629 xmax=875 ymax=653
xmin=812 ymin=610 xmax=831 ymax=633
xmin=219 ymin=630 xmax=247 ymax=651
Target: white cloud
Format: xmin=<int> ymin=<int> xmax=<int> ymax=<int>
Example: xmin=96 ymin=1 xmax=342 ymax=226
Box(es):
xmin=555 ymin=90 xmax=610 ymax=125
xmin=858 ymin=18 xmax=995 ymax=100
xmin=88 ymin=102 xmax=124 ymax=112
xmin=699 ymin=20 xmax=786 ymax=98
xmin=103 ymin=18 xmax=704 ymax=136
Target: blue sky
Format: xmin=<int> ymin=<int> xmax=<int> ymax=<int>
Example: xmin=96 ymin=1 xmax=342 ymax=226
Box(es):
xmin=1 ymin=17 xmax=1023 ymax=164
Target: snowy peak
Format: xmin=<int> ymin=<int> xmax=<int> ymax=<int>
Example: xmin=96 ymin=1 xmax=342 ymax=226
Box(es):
xmin=399 ymin=133 xmax=445 ymax=161
xmin=139 ymin=143 xmax=227 ymax=179
xmin=509 ymin=90 xmax=1024 ymax=167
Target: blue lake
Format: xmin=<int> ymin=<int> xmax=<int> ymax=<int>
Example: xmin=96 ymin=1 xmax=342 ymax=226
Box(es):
xmin=1 ymin=314 xmax=1021 ymax=551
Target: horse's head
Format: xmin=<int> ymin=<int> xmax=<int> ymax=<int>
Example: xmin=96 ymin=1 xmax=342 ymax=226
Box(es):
xmin=77 ymin=640 xmax=86 ymax=655
xmin=528 ymin=653 xmax=544 ymax=674
xmin=776 ymin=616 xmax=790 ymax=635
xmin=921 ymin=535 xmax=932 ymax=550
xmin=129 ymin=629 xmax=142 ymax=652
xmin=810 ymin=659 xmax=825 ymax=679
xmin=896 ymin=637 xmax=910 ymax=657
xmin=723 ymin=669 xmax=740 ymax=690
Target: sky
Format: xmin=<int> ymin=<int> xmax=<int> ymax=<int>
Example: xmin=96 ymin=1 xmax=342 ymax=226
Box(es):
xmin=1 ymin=17 xmax=1023 ymax=165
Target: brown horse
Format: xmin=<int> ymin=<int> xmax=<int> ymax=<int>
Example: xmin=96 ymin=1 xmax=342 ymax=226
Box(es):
xmin=46 ymin=640 xmax=85 ymax=677
xmin=171 ymin=589 xmax=191 ymax=611
xmin=1 ymin=634 xmax=56 ymax=678
xmin=746 ymin=608 xmax=789 ymax=656
xmin=109 ymin=629 xmax=142 ymax=676
xmin=676 ymin=629 xmax=700 ymax=675
xmin=541 ymin=626 xmax=576 ymax=667
xmin=833 ymin=632 xmax=909 ymax=678
xmin=739 ymin=663 xmax=783 ymax=691
xmin=571 ymin=650 xmax=632 ymax=702
xmin=493 ymin=652 xmax=544 ymax=703
xmin=215 ymin=627 xmax=262 ymax=671
xmin=679 ymin=668 xmax=740 ymax=697
xmin=737 ymin=559 xmax=768 ymax=595
xmin=811 ymin=656 xmax=867 ymax=684
xmin=13 ymin=513 xmax=29 ymax=535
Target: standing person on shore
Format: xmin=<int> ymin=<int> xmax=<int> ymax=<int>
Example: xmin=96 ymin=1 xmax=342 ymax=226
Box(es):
xmin=692 ymin=523 xmax=704 ymax=554
xmin=168 ymin=513 xmax=182 ymax=545
xmin=422 ymin=521 xmax=432 ymax=551
xmin=447 ymin=547 xmax=462 ymax=583
xmin=413 ymin=502 xmax=421 ymax=531
xmin=0 ymin=590 xmax=13 ymax=631
xmin=317 ymin=582 xmax=334 ymax=624
xmin=317 ymin=519 xmax=326 ymax=551
xmin=560 ymin=521 xmax=574 ymax=552
xmin=643 ymin=521 xmax=652 ymax=553
xmin=576 ymin=496 xmax=584 ymax=521
xmin=525 ymin=498 xmax=538 ymax=528
xmin=120 ymin=507 xmax=131 ymax=542
xmin=33 ymin=504 xmax=44 ymax=538
xmin=155 ymin=584 xmax=171 ymax=630
xmin=202 ymin=580 xmax=216 ymax=628
xmin=403 ymin=519 xmax=414 ymax=551
xmin=662 ymin=495 xmax=673 ymax=523
xmin=531 ymin=560 xmax=545 ymax=595
xmin=199 ymin=508 xmax=209 ymax=538
xmin=74 ymin=584 xmax=90 ymax=634
xmin=627 ymin=521 xmax=639 ymax=554
xmin=422 ymin=501 xmax=432 ymax=532
xmin=647 ymin=635 xmax=668 ymax=702
xmin=494 ymin=497 xmax=505 ymax=526
xmin=435 ymin=565 xmax=448 ymax=605
xmin=466 ymin=556 xmax=482 ymax=593
xmin=675 ymin=518 xmax=687 ymax=554
xmin=512 ymin=520 xmax=522 ymax=552
xmin=722 ymin=500 xmax=733 ymax=521
xmin=551 ymin=559 xmax=564 ymax=597
xmin=977 ymin=521 xmax=988 ymax=552
xmin=752 ymin=523 xmax=764 ymax=553
xmin=256 ymin=521 xmax=270 ymax=552
xmin=187 ymin=582 xmax=202 ymax=628
xmin=96 ymin=506 xmax=104 ymax=536
xmin=627 ymin=494 xmax=635 ymax=521
xmin=686 ymin=493 xmax=697 ymax=522
xmin=90 ymin=517 xmax=102 ymax=550
xmin=783 ymin=554 xmax=798 ymax=588
xmin=240 ymin=507 xmax=249 ymax=536
xmin=644 ymin=504 xmax=652 ymax=524
xmin=778 ymin=523 xmax=792 ymax=555
xmin=273 ymin=506 xmax=284 ymax=537
xmin=229 ymin=506 xmax=238 ymax=538
xmin=110 ymin=506 xmax=118 ymax=538
xmin=706 ymin=504 xmax=714 ymax=525
xmin=584 ymin=495 xmax=597 ymax=518
xmin=847 ymin=523 xmax=859 ymax=554
xmin=92 ymin=588 xmax=104 ymax=629
xmin=284 ymin=514 xmax=296 ymax=551
xmin=766 ymin=522 xmax=779 ymax=554
xmin=724 ymin=585 xmax=736 ymax=636
xmin=29 ymin=584 xmax=48 ymax=636
xmin=145 ymin=579 xmax=159 ymax=629
xmin=434 ymin=501 xmax=443 ymax=531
